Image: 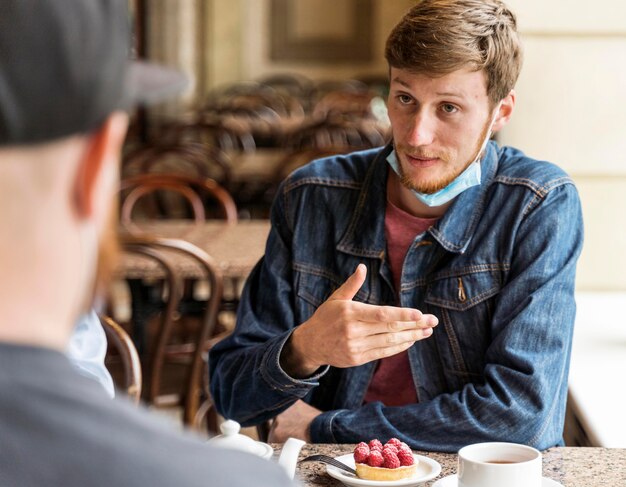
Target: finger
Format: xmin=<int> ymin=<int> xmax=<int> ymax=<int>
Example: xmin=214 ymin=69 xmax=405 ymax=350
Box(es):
xmin=363 ymin=317 xmax=438 ymax=335
xmin=361 ymin=340 xmax=418 ymax=363
xmin=360 ymin=328 xmax=435 ymax=362
xmin=356 ymin=327 xmax=434 ymax=351
xmin=329 ymin=263 xmax=367 ymax=301
xmin=348 ymin=302 xmax=439 ymax=326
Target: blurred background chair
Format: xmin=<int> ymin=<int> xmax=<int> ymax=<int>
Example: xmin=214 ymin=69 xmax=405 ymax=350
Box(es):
xmin=117 ymin=236 xmax=224 ymax=426
xmin=122 ymin=142 xmax=233 ymax=191
xmin=100 ymin=314 xmax=142 ymax=405
xmin=120 ymin=173 xmax=237 ymax=227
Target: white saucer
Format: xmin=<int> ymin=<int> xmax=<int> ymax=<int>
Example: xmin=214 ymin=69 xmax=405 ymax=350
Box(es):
xmin=432 ymin=474 xmax=563 ymax=487
xmin=326 ymin=453 xmax=441 ymax=487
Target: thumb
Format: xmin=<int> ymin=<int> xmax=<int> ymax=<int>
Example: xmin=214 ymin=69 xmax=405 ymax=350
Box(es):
xmin=329 ymin=263 xmax=367 ymax=301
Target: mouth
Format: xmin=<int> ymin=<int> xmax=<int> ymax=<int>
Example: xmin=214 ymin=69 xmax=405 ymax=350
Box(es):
xmin=404 ymin=154 xmax=440 ymax=168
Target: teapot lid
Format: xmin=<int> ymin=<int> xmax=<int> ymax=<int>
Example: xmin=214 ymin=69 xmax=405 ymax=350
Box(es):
xmin=208 ymin=420 xmax=272 ymax=458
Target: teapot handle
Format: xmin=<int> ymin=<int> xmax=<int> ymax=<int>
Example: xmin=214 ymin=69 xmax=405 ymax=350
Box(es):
xmin=277 ymin=438 xmax=306 ymax=480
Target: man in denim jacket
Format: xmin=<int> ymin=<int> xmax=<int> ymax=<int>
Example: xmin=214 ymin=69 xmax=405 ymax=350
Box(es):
xmin=210 ymin=0 xmax=583 ymax=452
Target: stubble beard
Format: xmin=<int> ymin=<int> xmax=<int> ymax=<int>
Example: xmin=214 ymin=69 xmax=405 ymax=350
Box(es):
xmin=396 ymin=118 xmax=492 ymax=195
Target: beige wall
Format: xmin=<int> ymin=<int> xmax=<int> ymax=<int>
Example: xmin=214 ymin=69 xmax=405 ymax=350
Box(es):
xmin=500 ymin=0 xmax=626 ymax=291
xmin=238 ymin=0 xmax=413 ymax=81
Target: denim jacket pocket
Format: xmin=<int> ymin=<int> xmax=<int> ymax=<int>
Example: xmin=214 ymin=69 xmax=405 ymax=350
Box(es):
xmin=294 ymin=263 xmax=370 ymax=319
xmin=423 ymin=267 xmax=505 ymax=391
xmin=424 ymin=267 xmax=503 ymax=311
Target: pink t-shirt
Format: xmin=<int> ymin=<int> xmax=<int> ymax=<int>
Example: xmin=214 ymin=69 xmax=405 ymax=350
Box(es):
xmin=363 ymin=199 xmax=438 ymax=406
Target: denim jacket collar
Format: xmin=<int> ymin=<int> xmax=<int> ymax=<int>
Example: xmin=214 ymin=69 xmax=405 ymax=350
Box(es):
xmin=336 ymin=141 xmax=501 ymax=257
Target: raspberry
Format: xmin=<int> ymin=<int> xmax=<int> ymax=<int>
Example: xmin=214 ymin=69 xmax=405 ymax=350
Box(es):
xmin=382 ymin=450 xmax=401 ymax=469
xmin=356 ymin=442 xmax=369 ymax=450
xmin=368 ymin=439 xmax=383 ymax=452
xmin=399 ymin=443 xmax=411 ymax=454
xmin=386 ymin=438 xmax=403 ymax=448
xmin=397 ymin=450 xmax=415 ymax=466
xmin=367 ymin=450 xmax=384 ymax=467
xmin=354 ymin=446 xmax=370 ymax=464
xmin=383 ymin=444 xmax=398 ymax=455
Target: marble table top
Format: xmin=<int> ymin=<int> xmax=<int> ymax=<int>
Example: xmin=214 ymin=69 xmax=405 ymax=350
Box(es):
xmin=283 ymin=444 xmax=626 ymax=487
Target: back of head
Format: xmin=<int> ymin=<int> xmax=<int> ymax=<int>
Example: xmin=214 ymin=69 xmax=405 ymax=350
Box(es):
xmin=0 ymin=0 xmax=187 ymax=349
xmin=385 ymin=0 xmax=523 ymax=105
xmin=0 ymin=0 xmax=187 ymax=147
xmin=0 ymin=0 xmax=129 ymax=145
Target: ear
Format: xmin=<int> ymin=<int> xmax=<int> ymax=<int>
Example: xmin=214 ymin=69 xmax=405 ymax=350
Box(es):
xmin=73 ymin=112 xmax=128 ymax=220
xmin=492 ymin=89 xmax=516 ymax=133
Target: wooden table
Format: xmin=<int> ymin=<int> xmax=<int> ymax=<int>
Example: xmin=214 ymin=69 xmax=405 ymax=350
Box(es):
xmin=114 ymin=220 xmax=270 ymax=353
xmin=117 ymin=220 xmax=270 ymax=280
xmin=288 ymin=444 xmax=626 ymax=487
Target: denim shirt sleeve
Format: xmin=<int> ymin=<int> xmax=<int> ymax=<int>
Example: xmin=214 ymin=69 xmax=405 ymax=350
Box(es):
xmin=310 ymin=182 xmax=583 ymax=452
xmin=208 ymin=182 xmax=329 ymax=426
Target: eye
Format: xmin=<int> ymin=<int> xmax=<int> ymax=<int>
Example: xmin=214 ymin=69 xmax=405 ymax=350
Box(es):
xmin=396 ymin=94 xmax=413 ymax=105
xmin=441 ymin=103 xmax=458 ymax=114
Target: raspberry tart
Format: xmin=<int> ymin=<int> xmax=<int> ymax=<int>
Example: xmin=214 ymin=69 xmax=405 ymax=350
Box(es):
xmin=353 ymin=438 xmax=418 ymax=481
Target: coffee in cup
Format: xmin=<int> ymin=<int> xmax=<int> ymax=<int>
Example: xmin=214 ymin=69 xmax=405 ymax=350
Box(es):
xmin=457 ymin=442 xmax=542 ymax=487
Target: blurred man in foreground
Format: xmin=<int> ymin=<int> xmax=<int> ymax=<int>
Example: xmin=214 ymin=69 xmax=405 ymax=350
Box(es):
xmin=0 ymin=1 xmax=293 ymax=485
xmin=210 ymin=0 xmax=583 ymax=452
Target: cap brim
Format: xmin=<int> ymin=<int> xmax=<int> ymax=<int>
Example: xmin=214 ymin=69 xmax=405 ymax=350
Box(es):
xmin=125 ymin=60 xmax=190 ymax=106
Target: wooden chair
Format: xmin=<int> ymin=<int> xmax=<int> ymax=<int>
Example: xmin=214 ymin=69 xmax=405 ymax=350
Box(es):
xmin=169 ymin=116 xmax=257 ymax=153
xmin=127 ymin=236 xmax=223 ymax=425
xmin=112 ymin=239 xmax=182 ymax=381
xmin=99 ymin=314 xmax=142 ymax=404
xmin=120 ymin=173 xmax=237 ymax=229
xmin=312 ymin=91 xmax=381 ymax=121
xmin=122 ymin=142 xmax=233 ymax=190
xmin=285 ymin=118 xmax=387 ymax=151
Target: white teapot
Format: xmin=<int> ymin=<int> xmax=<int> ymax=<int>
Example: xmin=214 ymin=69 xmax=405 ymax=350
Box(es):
xmin=208 ymin=419 xmax=305 ymax=480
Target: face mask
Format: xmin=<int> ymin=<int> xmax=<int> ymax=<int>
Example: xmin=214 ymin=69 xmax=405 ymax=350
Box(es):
xmin=387 ymin=103 xmax=501 ymax=207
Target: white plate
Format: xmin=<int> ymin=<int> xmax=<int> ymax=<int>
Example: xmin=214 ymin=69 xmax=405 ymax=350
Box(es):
xmin=432 ymin=474 xmax=563 ymax=487
xmin=326 ymin=453 xmax=442 ymax=487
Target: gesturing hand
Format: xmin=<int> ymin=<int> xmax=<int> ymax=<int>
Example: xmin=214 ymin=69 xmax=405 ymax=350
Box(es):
xmin=281 ymin=264 xmax=438 ymax=378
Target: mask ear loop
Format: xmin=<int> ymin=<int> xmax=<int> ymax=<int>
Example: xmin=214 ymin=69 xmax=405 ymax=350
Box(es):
xmin=470 ymin=101 xmax=503 ymax=165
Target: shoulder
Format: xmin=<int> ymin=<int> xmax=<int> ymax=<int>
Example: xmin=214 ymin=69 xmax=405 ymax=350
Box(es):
xmin=283 ymin=146 xmax=384 ymax=193
xmin=492 ymin=145 xmax=575 ymax=196
xmin=0 ymin=364 xmax=291 ymax=487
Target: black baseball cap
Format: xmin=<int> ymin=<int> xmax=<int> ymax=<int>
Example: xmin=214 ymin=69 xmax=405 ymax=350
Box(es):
xmin=0 ymin=0 xmax=189 ymax=146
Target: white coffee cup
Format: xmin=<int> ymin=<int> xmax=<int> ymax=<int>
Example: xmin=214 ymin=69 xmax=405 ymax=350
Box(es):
xmin=457 ymin=442 xmax=542 ymax=487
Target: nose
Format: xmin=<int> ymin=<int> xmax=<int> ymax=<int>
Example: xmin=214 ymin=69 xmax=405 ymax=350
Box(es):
xmin=405 ymin=112 xmax=435 ymax=147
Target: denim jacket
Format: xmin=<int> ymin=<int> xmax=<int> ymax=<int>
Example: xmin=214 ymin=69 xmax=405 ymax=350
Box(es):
xmin=209 ymin=142 xmax=583 ymax=452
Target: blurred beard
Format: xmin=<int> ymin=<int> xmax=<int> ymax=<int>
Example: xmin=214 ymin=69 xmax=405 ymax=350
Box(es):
xmin=397 ymin=118 xmax=492 ymax=195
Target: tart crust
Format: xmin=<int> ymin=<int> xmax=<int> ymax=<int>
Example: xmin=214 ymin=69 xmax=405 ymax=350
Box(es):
xmin=355 ymin=462 xmax=418 ymax=481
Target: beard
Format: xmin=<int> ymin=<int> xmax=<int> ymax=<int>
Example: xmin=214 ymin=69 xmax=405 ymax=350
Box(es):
xmin=396 ymin=118 xmax=492 ymax=195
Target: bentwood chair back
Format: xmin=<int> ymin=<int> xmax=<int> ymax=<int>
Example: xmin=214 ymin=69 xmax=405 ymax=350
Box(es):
xmin=114 ymin=240 xmax=182 ymax=398
xmin=120 ymin=173 xmax=238 ymax=228
xmin=123 ymin=236 xmax=224 ymax=425
xmin=99 ymin=314 xmax=142 ymax=404
xmin=122 ymin=142 xmax=233 ymax=191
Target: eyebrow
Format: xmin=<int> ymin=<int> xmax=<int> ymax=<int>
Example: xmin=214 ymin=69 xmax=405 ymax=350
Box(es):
xmin=390 ymin=77 xmax=411 ymax=89
xmin=390 ymin=77 xmax=467 ymax=99
xmin=435 ymin=91 xmax=466 ymax=99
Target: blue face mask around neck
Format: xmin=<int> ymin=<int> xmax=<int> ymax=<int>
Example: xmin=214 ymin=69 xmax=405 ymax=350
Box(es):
xmin=387 ymin=104 xmax=501 ymax=208
xmin=386 ymin=150 xmax=482 ymax=207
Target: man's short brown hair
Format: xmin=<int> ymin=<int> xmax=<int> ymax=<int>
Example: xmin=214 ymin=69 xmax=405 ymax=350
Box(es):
xmin=385 ymin=0 xmax=523 ymax=105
